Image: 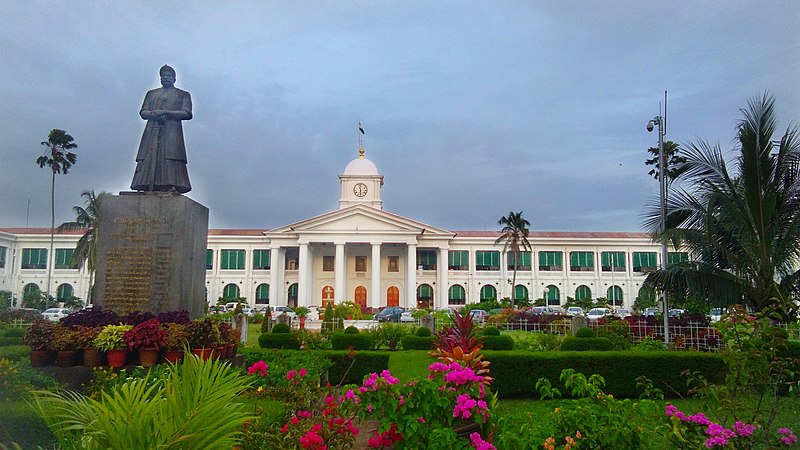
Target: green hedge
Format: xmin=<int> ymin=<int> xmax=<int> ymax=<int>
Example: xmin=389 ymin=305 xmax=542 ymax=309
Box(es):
xmin=321 ymin=350 xmax=391 ymax=385
xmin=0 ymin=336 xmax=23 ymax=346
xmin=401 ymin=335 xmax=434 ymax=350
xmin=560 ymin=336 xmax=615 ymax=351
xmin=484 ymin=351 xmax=726 ymax=399
xmin=331 ymin=332 xmax=373 ymax=350
xmin=258 ymin=333 xmax=301 ymax=349
xmin=480 ymin=335 xmax=514 ymax=350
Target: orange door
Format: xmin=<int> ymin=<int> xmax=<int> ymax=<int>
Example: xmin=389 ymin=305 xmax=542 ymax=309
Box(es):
xmin=322 ymin=286 xmax=334 ymax=308
xmin=386 ymin=286 xmax=399 ymax=307
xmin=355 ymin=286 xmax=367 ymax=309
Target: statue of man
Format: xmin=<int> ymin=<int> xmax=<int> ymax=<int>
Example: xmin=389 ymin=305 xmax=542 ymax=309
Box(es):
xmin=131 ymin=65 xmax=192 ymax=193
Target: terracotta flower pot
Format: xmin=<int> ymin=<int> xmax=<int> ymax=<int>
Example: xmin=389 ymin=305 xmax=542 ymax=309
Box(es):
xmin=192 ymin=347 xmax=213 ymax=360
xmin=163 ymin=349 xmax=184 ymax=363
xmin=83 ymin=348 xmax=104 ymax=367
xmin=30 ymin=350 xmax=55 ymax=367
xmin=214 ymin=345 xmax=226 ymax=360
xmin=299 ymin=317 xmax=307 ymax=329
xmin=56 ymin=350 xmax=78 ymax=367
xmin=138 ymin=348 xmax=160 ymax=367
xmin=107 ymin=349 xmax=127 ymax=368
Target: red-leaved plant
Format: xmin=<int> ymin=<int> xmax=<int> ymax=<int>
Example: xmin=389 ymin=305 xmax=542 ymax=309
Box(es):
xmin=123 ymin=319 xmax=167 ymax=350
xmin=433 ymin=311 xmax=492 ymax=385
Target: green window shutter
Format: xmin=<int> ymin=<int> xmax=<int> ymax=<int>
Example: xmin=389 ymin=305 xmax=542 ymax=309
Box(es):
xmin=0 ymin=246 xmax=6 ymax=268
xmin=667 ymin=252 xmax=688 ymax=265
xmin=480 ymin=285 xmax=496 ymax=300
xmin=449 ymin=285 xmax=465 ymax=300
xmin=476 ymin=251 xmax=485 ymax=266
xmin=237 ymin=250 xmax=245 ymax=269
xmin=514 ymin=285 xmax=528 ymax=300
xmin=418 ymin=284 xmax=432 ymax=298
xmin=490 ymin=251 xmax=499 ymax=267
xmin=575 ymin=285 xmax=592 ymax=301
xmin=449 ymin=251 xmax=468 ymax=268
xmin=255 ymin=284 xmax=269 ymax=303
xmin=206 ymin=249 xmax=213 ymax=269
xmin=253 ymin=250 xmax=270 ymax=270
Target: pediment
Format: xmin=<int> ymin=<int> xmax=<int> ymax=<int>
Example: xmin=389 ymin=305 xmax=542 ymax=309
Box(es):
xmin=265 ymin=205 xmax=452 ymax=238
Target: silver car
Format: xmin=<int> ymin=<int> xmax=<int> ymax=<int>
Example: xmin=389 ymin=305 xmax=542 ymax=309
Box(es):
xmin=42 ymin=308 xmax=71 ymax=322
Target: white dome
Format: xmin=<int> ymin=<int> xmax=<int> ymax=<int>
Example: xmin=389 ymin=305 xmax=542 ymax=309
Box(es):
xmin=343 ymin=157 xmax=379 ymax=176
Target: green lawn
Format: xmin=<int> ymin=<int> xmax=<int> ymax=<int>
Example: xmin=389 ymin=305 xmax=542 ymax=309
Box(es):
xmin=0 ymin=400 xmax=56 ymax=448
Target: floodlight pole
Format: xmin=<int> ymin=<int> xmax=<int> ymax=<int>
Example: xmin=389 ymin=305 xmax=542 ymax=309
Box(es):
xmin=648 ymin=114 xmax=670 ymax=347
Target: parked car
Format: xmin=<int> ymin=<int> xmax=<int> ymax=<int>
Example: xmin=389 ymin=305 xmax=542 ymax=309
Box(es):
xmin=42 ymin=308 xmax=71 ymax=322
xmin=566 ymin=307 xmax=585 ymax=317
xmin=375 ymin=306 xmax=404 ymax=322
xmin=643 ymin=307 xmax=660 ymax=317
xmin=400 ymin=310 xmax=416 ymax=323
xmin=709 ymin=307 xmax=727 ymax=323
xmin=434 ymin=307 xmax=456 ymax=317
xmin=240 ymin=307 xmax=254 ymax=316
xmin=271 ymin=306 xmax=297 ymax=320
xmin=528 ymin=306 xmax=556 ymax=315
xmin=469 ymin=309 xmax=487 ymax=323
xmin=586 ymin=307 xmax=611 ymax=321
xmin=614 ymin=308 xmax=632 ymax=318
xmin=208 ymin=305 xmax=227 ymax=314
xmin=668 ymin=308 xmax=687 ymax=318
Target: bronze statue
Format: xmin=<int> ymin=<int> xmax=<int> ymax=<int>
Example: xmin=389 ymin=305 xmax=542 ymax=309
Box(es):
xmin=131 ymin=65 xmax=192 ymax=193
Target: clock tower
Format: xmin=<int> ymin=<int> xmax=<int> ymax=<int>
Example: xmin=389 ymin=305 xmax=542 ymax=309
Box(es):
xmin=339 ymin=147 xmax=384 ymax=210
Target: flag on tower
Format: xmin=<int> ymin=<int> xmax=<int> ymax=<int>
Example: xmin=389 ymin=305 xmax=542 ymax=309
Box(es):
xmin=358 ymin=122 xmax=365 ymax=135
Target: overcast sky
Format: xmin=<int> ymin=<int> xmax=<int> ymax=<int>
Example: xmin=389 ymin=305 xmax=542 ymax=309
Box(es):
xmin=1 ymin=1 xmax=798 ymax=233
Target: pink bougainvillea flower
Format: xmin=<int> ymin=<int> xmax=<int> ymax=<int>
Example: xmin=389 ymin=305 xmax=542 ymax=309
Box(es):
xmin=299 ymin=367 xmax=308 ymax=377
xmin=287 ymin=369 xmax=297 ymax=380
xmin=247 ymin=360 xmax=268 ymax=376
xmin=470 ymin=432 xmax=496 ymax=450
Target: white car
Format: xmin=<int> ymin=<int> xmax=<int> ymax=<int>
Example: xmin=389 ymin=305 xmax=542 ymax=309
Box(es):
xmin=42 ymin=308 xmax=71 ymax=322
xmin=586 ymin=308 xmax=611 ymax=321
xmin=271 ymin=306 xmax=297 ymax=320
xmin=400 ymin=310 xmax=415 ymax=323
xmin=709 ymin=308 xmax=727 ymax=323
xmin=614 ymin=308 xmax=632 ymax=318
xmin=566 ymin=307 xmax=585 ymax=316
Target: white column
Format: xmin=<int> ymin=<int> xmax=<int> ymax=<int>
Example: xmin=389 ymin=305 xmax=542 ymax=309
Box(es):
xmin=335 ymin=243 xmax=345 ymax=302
xmin=406 ymin=243 xmax=417 ymax=308
xmin=298 ymin=243 xmax=309 ymax=307
xmin=371 ymin=243 xmax=381 ymax=308
xmin=269 ymin=247 xmax=279 ymax=307
xmin=437 ymin=247 xmax=448 ymax=309
xmin=500 ymin=251 xmax=508 ymax=299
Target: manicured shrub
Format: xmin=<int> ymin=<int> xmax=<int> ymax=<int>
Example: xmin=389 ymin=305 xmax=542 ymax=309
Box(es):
xmin=258 ymin=333 xmax=300 ymax=349
xmin=482 ymin=326 xmax=501 ymax=336
xmin=331 ymin=332 xmax=373 ymax=350
xmin=561 ymin=336 xmax=615 ymax=351
xmin=3 ymin=328 xmax=25 ymax=338
xmin=415 ymin=326 xmax=432 ymax=337
xmin=400 ymin=334 xmax=434 ymax=350
xmin=575 ymin=327 xmax=596 ymax=338
xmin=271 ymin=323 xmax=291 ymax=334
xmin=484 ymin=350 xmax=726 ymax=398
xmin=344 ymin=326 xmax=359 ymax=334
xmin=321 ymin=350 xmax=391 ymax=385
xmin=480 ymin=334 xmax=514 ymax=350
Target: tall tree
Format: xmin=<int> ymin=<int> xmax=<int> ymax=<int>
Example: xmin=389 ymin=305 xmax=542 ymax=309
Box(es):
xmin=58 ymin=190 xmax=106 ymax=304
xmin=36 ymin=129 xmax=77 ymax=300
xmin=643 ymin=94 xmax=800 ymax=320
xmin=495 ymin=211 xmax=532 ymax=307
xmin=644 ymin=140 xmax=687 ymax=186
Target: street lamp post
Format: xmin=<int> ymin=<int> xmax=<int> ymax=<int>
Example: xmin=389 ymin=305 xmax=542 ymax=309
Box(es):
xmin=647 ymin=115 xmax=670 ymax=347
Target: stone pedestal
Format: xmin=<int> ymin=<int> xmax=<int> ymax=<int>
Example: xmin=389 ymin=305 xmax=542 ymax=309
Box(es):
xmin=93 ymin=193 xmax=208 ymax=318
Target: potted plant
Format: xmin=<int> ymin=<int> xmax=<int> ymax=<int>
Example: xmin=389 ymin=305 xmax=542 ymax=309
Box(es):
xmin=295 ymin=306 xmax=310 ymax=329
xmin=162 ymin=322 xmax=189 ymax=363
xmin=186 ymin=318 xmax=220 ymax=360
xmin=74 ymin=326 xmax=104 ymax=367
xmin=23 ymin=320 xmax=57 ymax=367
xmin=93 ymin=324 xmax=132 ymax=368
xmin=51 ymin=324 xmax=80 ymax=367
xmin=224 ymin=325 xmax=241 ymax=358
xmin=123 ymin=319 xmax=167 ymax=367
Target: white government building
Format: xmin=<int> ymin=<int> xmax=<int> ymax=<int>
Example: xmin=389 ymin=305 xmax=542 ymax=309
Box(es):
xmin=0 ymin=149 xmax=682 ymax=311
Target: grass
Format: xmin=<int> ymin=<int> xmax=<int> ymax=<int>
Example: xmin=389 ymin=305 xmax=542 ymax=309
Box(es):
xmin=388 ymin=350 xmax=436 ymax=382
xmin=0 ymin=400 xmax=56 ymax=448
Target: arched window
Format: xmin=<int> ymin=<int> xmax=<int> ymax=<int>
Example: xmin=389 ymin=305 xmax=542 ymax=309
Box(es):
xmin=545 ymin=285 xmax=560 ymax=305
xmin=255 ymin=283 xmax=269 ymax=304
xmin=222 ymin=283 xmax=240 ymax=299
xmin=56 ymin=283 xmax=74 ymax=301
xmin=638 ymin=286 xmax=656 ymax=303
xmin=480 ymin=285 xmax=497 ymax=302
xmin=514 ymin=285 xmax=528 ymax=302
xmin=575 ymin=285 xmax=592 ymax=302
xmin=448 ymin=285 xmax=466 ymax=305
xmin=607 ymin=286 xmax=623 ymax=306
xmin=23 ymin=283 xmax=40 ymax=295
xmin=416 ymin=284 xmax=433 ymax=309
xmin=287 ymin=283 xmax=298 ymax=308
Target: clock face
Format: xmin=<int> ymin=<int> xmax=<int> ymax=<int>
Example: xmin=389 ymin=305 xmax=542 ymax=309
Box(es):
xmin=353 ymin=183 xmax=368 ymax=197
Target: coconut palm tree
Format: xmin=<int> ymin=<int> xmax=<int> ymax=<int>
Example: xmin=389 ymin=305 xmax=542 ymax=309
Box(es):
xmin=496 ymin=211 xmax=532 ymax=307
xmin=58 ymin=190 xmax=106 ymax=304
xmin=36 ymin=129 xmax=77 ymax=300
xmin=643 ymin=94 xmax=800 ymax=321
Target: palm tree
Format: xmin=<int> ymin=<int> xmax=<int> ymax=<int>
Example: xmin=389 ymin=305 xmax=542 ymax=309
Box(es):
xmin=58 ymin=190 xmax=106 ymax=305
xmin=643 ymin=94 xmax=800 ymax=321
xmin=36 ymin=129 xmax=77 ymax=300
xmin=496 ymin=211 xmax=532 ymax=307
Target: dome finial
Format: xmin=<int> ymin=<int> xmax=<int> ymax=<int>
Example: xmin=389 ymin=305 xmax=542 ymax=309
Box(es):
xmin=359 ymin=146 xmax=365 ymax=159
